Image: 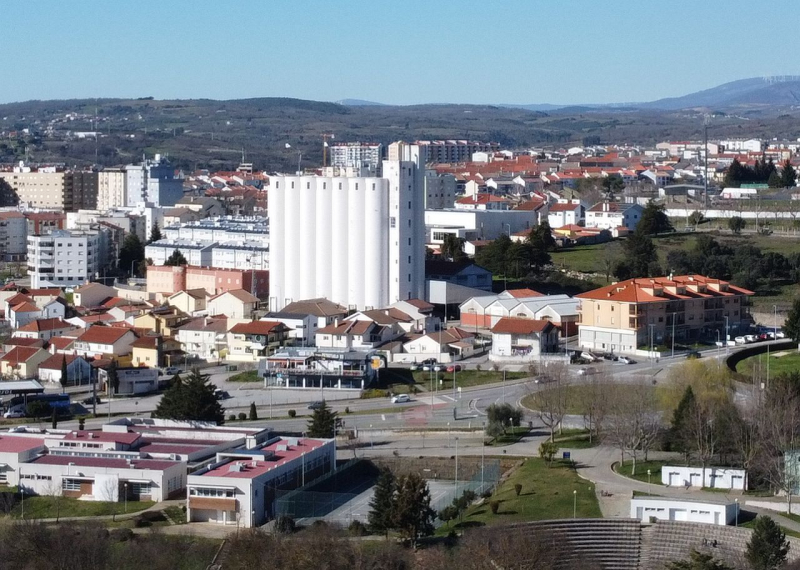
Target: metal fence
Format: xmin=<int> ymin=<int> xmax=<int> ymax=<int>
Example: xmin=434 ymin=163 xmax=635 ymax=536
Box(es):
xmin=431 ymin=459 xmax=502 ymax=526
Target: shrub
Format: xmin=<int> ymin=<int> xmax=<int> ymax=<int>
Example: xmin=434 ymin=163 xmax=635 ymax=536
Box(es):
xmin=238 ymin=412 xmax=247 ymax=421
xmin=134 ymin=517 xmax=151 ymax=528
xmin=228 ymin=414 xmax=237 ymax=422
xmin=360 ymin=388 xmax=388 ymax=399
xmin=110 ymin=528 xmax=134 ymax=542
xmin=287 ymin=409 xmax=296 ymax=418
xmin=139 ymin=511 xmax=166 ymax=523
xmin=490 ymin=501 xmax=500 ymax=514
xmin=348 ymin=519 xmax=368 ymax=536
xmin=514 ymin=483 xmax=523 ymax=496
xmin=344 ymin=407 xmax=350 ymax=414
xmin=481 ymin=490 xmax=492 ymax=499
xmin=274 ymin=515 xmax=296 ymax=534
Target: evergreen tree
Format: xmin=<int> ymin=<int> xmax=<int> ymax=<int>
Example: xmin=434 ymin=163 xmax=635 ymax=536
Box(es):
xmin=768 ymin=170 xmax=782 ymax=188
xmin=106 ymin=360 xmax=119 ymax=396
xmin=368 ymin=468 xmax=396 ymax=536
xmin=636 ymin=202 xmax=674 ymax=236
xmin=392 ymin=473 xmax=435 ymax=546
xmin=616 ymin=232 xmax=659 ymax=278
xmin=0 ymin=179 xmax=19 ymax=207
xmin=785 ymin=298 xmax=800 ymax=343
xmin=602 ymin=174 xmax=624 ymax=197
xmin=306 ymin=401 xmax=338 ymax=438
xmin=746 ymin=516 xmax=789 ymax=570
xmin=249 ymin=402 xmax=258 ymax=421
xmin=59 ymin=356 xmax=68 ymax=392
xmin=440 ymin=234 xmax=467 ymax=262
xmin=152 ymin=368 xmax=224 ymax=424
xmin=148 ymin=223 xmax=162 ymax=244
xmin=728 ymin=216 xmax=746 ymax=234
xmin=164 ymin=249 xmax=188 ymax=266
xmin=528 ymin=220 xmax=556 ymax=251
xmin=666 ymin=550 xmax=733 ymax=570
xmin=781 ymin=159 xmax=797 ymax=188
xmin=51 ymin=407 xmax=58 ymax=430
xmin=668 ymin=386 xmax=696 ymax=456
xmin=475 ymin=234 xmax=512 ymax=276
xmin=118 ymin=233 xmax=144 ymax=276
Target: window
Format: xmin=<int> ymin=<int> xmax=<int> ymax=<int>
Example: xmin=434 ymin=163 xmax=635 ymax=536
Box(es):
xmin=390 ymin=217 xmax=396 ymax=229
xmin=130 ymin=482 xmax=151 ymax=496
xmin=62 ymin=479 xmax=81 ymax=491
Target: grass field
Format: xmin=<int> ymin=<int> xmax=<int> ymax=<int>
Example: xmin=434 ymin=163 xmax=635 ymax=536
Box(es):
xmin=737 ymin=350 xmax=800 ymax=378
xmin=521 ymin=384 xmax=667 ymax=416
xmin=12 ymin=496 xmax=155 ymax=519
xmin=412 ymin=369 xmax=527 ymax=390
xmin=228 ymin=369 xmax=260 ymax=382
xmin=614 ymin=459 xmax=670 ymax=485
xmin=439 ymin=458 xmax=601 ymax=535
xmin=487 ymin=426 xmax=529 ymax=447
xmin=553 ymin=428 xmax=597 ymax=449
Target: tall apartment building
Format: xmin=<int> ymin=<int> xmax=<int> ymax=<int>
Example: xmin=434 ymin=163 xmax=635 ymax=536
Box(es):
xmin=329 ymin=142 xmax=383 ymax=174
xmin=0 ymin=169 xmax=65 ymax=209
xmin=576 ymin=275 xmax=753 ymax=354
xmin=388 ymin=140 xmax=499 ymax=165
xmin=27 ymin=229 xmax=104 ymax=288
xmin=269 ymin=159 xmax=425 ymax=311
xmin=63 ymin=171 xmax=99 ymax=211
xmin=97 ymin=168 xmax=127 ymax=211
xmin=125 ymin=155 xmax=183 ymax=207
xmin=0 ymin=211 xmax=27 ymax=261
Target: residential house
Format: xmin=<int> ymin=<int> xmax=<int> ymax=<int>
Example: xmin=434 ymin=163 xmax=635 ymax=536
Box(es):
xmin=131 ymin=335 xmax=163 ymax=368
xmin=576 ymin=275 xmax=753 ymax=354
xmin=454 ymin=194 xmax=511 ymax=211
xmin=3 ymin=338 xmax=46 ymax=353
xmin=73 ymin=282 xmax=116 ymax=308
xmin=547 ymin=200 xmax=585 ymax=228
xmin=73 ymin=326 xmax=138 ymax=358
xmin=425 ymin=260 xmax=493 ymax=292
xmin=274 ymin=298 xmax=349 ymax=343
xmin=167 ymin=289 xmax=208 ymax=315
xmin=490 ymin=317 xmax=559 ymax=359
xmin=479 ymin=294 xmax=580 ymax=336
xmin=133 ymin=306 xmax=189 ymax=337
xmin=585 ymin=201 xmax=644 ymax=231
xmin=175 ymin=316 xmax=228 ymax=361
xmin=108 ymin=304 xmax=146 ymax=324
xmin=38 ymin=353 xmax=93 ymax=386
xmin=12 ymin=318 xmax=77 ymax=342
xmin=391 ymin=299 xmax=439 ymax=333
xmin=207 ymin=289 xmax=258 ymax=320
xmin=226 ymin=321 xmax=291 ymax=362
xmin=315 ymin=309 xmax=408 ymax=350
xmin=0 ymin=347 xmax=50 ymax=379
xmin=401 ymin=327 xmax=476 ymax=362
xmin=263 ymin=311 xmax=318 ymax=347
xmin=8 ymin=301 xmax=41 ymax=329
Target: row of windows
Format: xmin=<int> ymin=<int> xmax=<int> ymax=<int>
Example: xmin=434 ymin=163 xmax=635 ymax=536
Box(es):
xmin=190 ymin=487 xmax=234 ymax=498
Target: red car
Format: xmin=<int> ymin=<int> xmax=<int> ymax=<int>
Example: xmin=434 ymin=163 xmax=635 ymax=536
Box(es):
xmin=446 ymin=364 xmax=463 ymax=373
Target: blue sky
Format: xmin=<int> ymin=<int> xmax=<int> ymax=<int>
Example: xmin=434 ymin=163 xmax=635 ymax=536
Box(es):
xmin=4 ymin=0 xmax=800 ymax=105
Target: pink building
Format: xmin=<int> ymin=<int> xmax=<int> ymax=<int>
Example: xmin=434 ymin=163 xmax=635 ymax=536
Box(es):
xmin=147 ymin=265 xmax=268 ymax=297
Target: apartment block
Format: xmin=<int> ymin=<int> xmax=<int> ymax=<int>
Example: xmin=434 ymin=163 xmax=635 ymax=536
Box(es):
xmin=63 ymin=171 xmax=99 ymax=211
xmin=146 ymin=265 xmax=268 ymax=297
xmin=0 ymin=170 xmax=65 ymax=209
xmin=27 ymin=229 xmax=104 ymax=288
xmin=0 ymin=211 xmax=27 ymax=261
xmin=97 ymin=168 xmax=127 ymax=211
xmin=576 ymin=275 xmax=753 ymax=354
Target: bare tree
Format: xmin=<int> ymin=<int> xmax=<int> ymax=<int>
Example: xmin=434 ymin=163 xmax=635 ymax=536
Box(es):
xmin=603 ymin=380 xmax=662 ymax=475
xmin=42 ymin=479 xmax=64 ymax=523
xmin=755 ymin=383 xmax=800 ymax=510
xmin=577 ymin=373 xmax=610 ymax=444
xmin=97 ymin=477 xmax=120 ymax=521
xmin=527 ymin=363 xmax=569 ymax=441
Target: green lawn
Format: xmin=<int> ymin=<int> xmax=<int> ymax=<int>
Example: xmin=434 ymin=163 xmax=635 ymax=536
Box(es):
xmin=614 ymin=459 xmax=670 ymax=485
xmin=553 ymin=428 xmax=598 ymax=449
xmin=12 ymin=496 xmax=155 ymax=519
xmin=551 ymin=243 xmax=611 ymax=277
xmin=228 ymin=370 xmax=260 ymax=382
xmin=522 ymin=383 xmax=669 ymax=416
xmin=486 ymin=426 xmax=529 ymax=447
xmin=413 ymin=369 xmax=527 ymax=390
xmin=440 ymin=458 xmax=601 ymax=534
xmin=737 ymin=350 xmax=800 ymax=378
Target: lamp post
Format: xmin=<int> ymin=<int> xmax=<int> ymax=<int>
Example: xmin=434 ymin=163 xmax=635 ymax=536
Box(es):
xmin=504 ymin=223 xmax=512 ymax=290
xmin=481 ymin=422 xmax=486 ymax=491
xmin=735 ymin=498 xmax=739 ymax=527
xmin=716 ymin=330 xmax=721 ymax=369
xmin=724 ymin=315 xmax=730 ymax=357
xmin=671 ymin=312 xmax=676 ymax=358
xmin=124 ymin=482 xmax=128 ymax=513
xmin=573 ymin=489 xmax=577 ymax=519
xmin=649 ymin=323 xmax=655 ymax=360
xmin=455 ymin=437 xmax=459 ymax=496
xmin=647 ymin=469 xmax=652 ymax=495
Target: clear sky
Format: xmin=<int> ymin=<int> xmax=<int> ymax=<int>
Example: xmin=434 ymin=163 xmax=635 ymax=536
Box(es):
xmin=5 ymin=0 xmax=800 ymax=105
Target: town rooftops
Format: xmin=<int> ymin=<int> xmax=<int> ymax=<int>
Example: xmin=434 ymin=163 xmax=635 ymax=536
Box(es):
xmin=11 ymin=302 xmax=39 ymax=314
xmin=39 ymin=353 xmax=83 ymax=370
xmin=548 ymin=202 xmax=582 ymax=212
xmin=0 ymin=346 xmax=44 ymax=365
xmin=131 ymin=335 xmax=161 ymax=349
xmin=5 ymin=338 xmax=46 ymax=349
xmin=281 ymin=298 xmax=348 ymax=318
xmin=502 ymin=288 xmax=544 ymax=299
xmin=16 ymin=318 xmax=74 ymax=333
xmin=48 ymin=337 xmax=76 ymax=351
xmin=200 ymin=438 xmax=327 ymax=480
xmin=587 ymin=201 xmax=638 ymax=213
xmin=0 ymin=436 xmax=45 ymax=453
xmin=177 ymin=315 xmax=228 ymax=333
xmin=229 ymin=321 xmax=289 ymax=335
xmin=77 ymin=325 xmax=133 ymax=345
xmin=576 ymin=275 xmax=754 ymax=303
xmin=318 ymin=320 xmax=373 ymax=336
xmin=491 ymin=317 xmax=555 ymax=334
xmin=30 ymin=454 xmax=178 ymax=471
xmin=62 ymin=430 xmax=142 ymax=445
xmin=400 ymin=298 xmax=435 ymax=312
xmin=209 ymin=289 xmax=259 ymax=303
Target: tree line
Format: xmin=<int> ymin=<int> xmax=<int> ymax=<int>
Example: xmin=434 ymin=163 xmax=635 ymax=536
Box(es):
xmin=724 ymin=157 xmax=796 ymax=189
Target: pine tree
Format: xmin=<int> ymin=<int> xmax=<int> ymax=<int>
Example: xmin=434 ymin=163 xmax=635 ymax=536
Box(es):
xmin=51 ymin=407 xmax=58 ymax=430
xmin=392 ymin=473 xmax=435 ymax=546
xmin=152 ymin=368 xmax=224 ymax=424
xmin=746 ymin=516 xmax=789 ymax=570
xmin=306 ymin=401 xmax=338 ymax=438
xmin=148 ymin=223 xmax=162 ymax=244
xmin=785 ymin=298 xmax=800 ymax=343
xmin=668 ymin=386 xmax=696 ymax=456
xmin=636 ymin=203 xmax=673 ymax=236
xmin=106 ymin=360 xmax=119 ymax=396
xmin=119 ymin=233 xmax=144 ymax=276
xmin=368 ymin=468 xmax=396 ymax=536
xmin=768 ymin=170 xmax=782 ymax=188
xmin=164 ymin=249 xmax=188 ymax=266
xmin=781 ymin=160 xmax=797 ymax=188
xmin=249 ymin=402 xmax=258 ymax=421
xmin=59 ymin=356 xmax=68 ymax=392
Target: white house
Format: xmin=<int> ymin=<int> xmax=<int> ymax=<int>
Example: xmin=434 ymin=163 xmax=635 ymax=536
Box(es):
xmin=73 ymin=282 xmax=116 ymax=308
xmin=401 ymin=327 xmax=476 ymax=363
xmin=490 ymin=317 xmax=559 ymax=359
xmin=38 ymin=353 xmax=93 ymax=386
xmin=175 ymin=316 xmax=228 ymax=361
xmin=73 ymin=326 xmax=138 ymax=358
xmin=207 ymin=289 xmax=258 ymax=320
xmin=630 ymin=497 xmax=738 ymax=526
xmin=585 ymin=202 xmax=644 ymax=231
xmin=661 ymin=465 xmax=747 ymax=491
xmin=547 ymin=200 xmax=584 ymax=228
xmin=13 ymin=318 xmax=78 ymax=342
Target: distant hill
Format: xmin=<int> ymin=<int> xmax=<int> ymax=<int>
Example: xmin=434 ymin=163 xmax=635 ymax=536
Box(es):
xmin=639 ymin=76 xmax=800 ymax=110
xmin=336 ymin=99 xmax=386 ymax=106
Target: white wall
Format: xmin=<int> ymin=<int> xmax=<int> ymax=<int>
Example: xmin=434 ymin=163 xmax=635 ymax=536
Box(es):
xmin=631 ymin=497 xmax=737 ymax=526
xmin=661 ymin=465 xmax=747 ymax=490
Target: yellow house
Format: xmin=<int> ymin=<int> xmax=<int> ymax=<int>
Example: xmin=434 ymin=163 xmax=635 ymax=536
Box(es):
xmin=207 ymin=289 xmax=258 ymax=320
xmin=167 ymin=289 xmax=208 ymax=315
xmin=133 ymin=306 xmax=189 ymax=337
xmin=131 ymin=335 xmax=163 ymax=368
xmin=0 ymin=347 xmax=51 ymax=379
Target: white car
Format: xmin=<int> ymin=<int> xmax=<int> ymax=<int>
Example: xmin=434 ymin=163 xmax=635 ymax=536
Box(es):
xmin=391 ymin=394 xmax=411 ymax=404
xmin=433 ymin=364 xmax=446 ymax=372
xmin=618 ymin=356 xmax=634 ymax=365
xmin=409 ymin=363 xmax=421 ymax=371
xmin=776 ymin=331 xmax=786 ymax=339
xmin=3 ymin=409 xmax=24 ymax=419
xmin=577 ymin=367 xmax=597 ymax=376
xmin=745 ymin=335 xmax=757 ymax=343
xmin=734 ymin=336 xmax=747 ymax=345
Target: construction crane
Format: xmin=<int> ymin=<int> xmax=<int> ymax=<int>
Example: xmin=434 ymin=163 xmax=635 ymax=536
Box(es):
xmin=322 ymin=133 xmax=335 ymax=167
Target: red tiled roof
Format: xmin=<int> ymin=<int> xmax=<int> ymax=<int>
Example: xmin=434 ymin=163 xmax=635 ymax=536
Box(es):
xmin=456 ymin=193 xmax=510 ymax=205
xmin=0 ymin=346 xmax=44 ymax=365
xmin=77 ymin=325 xmax=134 ymax=345
xmin=10 ymin=302 xmax=39 ymax=314
xmin=506 ymin=288 xmax=544 ymax=298
xmin=16 ymin=318 xmax=73 ymax=333
xmin=48 ymin=337 xmax=76 ymax=351
xmin=318 ymin=320 xmax=372 ymax=336
xmin=0 ymin=436 xmax=45 ymax=453
xmin=131 ymin=335 xmax=161 ymax=349
xmin=548 ymin=202 xmax=581 ymax=212
xmin=576 ymin=275 xmax=754 ymax=303
xmin=5 ymin=338 xmax=46 ymax=349
xmin=209 ymin=289 xmax=259 ymax=303
xmin=229 ymin=321 xmax=289 ymax=335
xmin=491 ymin=317 xmax=554 ymax=334
xmin=39 ymin=352 xmax=82 ymax=371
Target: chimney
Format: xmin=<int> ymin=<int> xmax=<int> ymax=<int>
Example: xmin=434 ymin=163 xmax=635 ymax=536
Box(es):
xmin=603 ymin=202 xmax=609 ymax=212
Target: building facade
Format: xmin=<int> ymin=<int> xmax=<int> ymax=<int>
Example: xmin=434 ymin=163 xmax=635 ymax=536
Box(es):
xmin=269 ymin=159 xmax=425 ymax=311
xmin=329 ymin=142 xmax=383 ymax=173
xmin=27 ymin=229 xmax=102 ymax=288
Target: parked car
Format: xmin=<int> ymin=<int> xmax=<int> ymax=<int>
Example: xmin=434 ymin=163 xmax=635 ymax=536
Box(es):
xmin=3 ymin=409 xmax=24 ymax=419
xmin=164 ymin=367 xmax=183 ymax=376
xmin=618 ymin=356 xmax=635 ymax=365
xmin=421 ymin=358 xmax=437 ymax=365
xmin=433 ymin=364 xmax=446 ymax=372
xmin=577 ymin=367 xmax=597 ymax=376
xmin=734 ymin=336 xmax=747 ymax=345
xmin=685 ymin=351 xmax=702 ymax=360
xmin=446 ymin=364 xmax=463 ymax=373
xmin=307 ymin=401 xmax=326 ymax=410
xmin=422 ymin=362 xmax=437 ymax=372
xmin=82 ymin=395 xmax=102 ymax=405
xmin=744 ymin=335 xmax=757 ymax=343
xmin=601 ymin=353 xmax=618 ymax=361
xmin=580 ymin=351 xmax=600 ymax=362
xmin=391 ymin=394 xmax=411 ymax=404
xmin=409 ymin=363 xmax=421 ymax=371
xmin=758 ymin=333 xmax=769 ymax=341
xmin=776 ymin=331 xmax=786 ymax=339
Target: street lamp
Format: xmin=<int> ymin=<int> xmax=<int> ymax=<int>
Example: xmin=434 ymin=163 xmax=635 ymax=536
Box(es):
xmin=573 ymin=489 xmax=577 ymax=519
xmin=647 ymin=469 xmax=652 ymax=495
xmin=735 ymin=498 xmax=739 ymax=527
xmin=124 ymin=482 xmax=128 ymax=513
xmin=455 ymin=437 xmax=459 ymax=495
